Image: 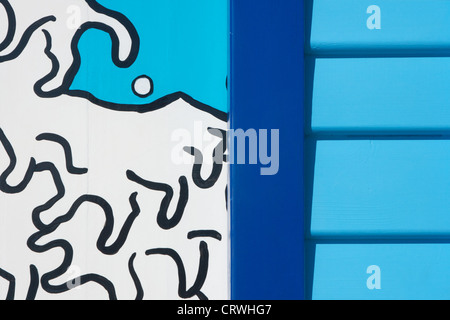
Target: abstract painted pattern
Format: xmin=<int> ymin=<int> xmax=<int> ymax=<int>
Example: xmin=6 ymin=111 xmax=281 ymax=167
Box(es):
xmin=0 ymin=0 xmax=228 ymax=300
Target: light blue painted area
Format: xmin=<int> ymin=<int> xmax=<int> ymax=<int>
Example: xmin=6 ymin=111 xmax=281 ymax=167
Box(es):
xmin=307 ymin=0 xmax=450 ymax=301
xmin=311 ymin=243 xmax=450 ymax=300
xmin=308 ymin=0 xmax=450 ymax=54
xmin=309 ymin=57 xmax=450 ymax=134
xmin=70 ymin=0 xmax=228 ymax=112
xmin=309 ymin=140 xmax=450 ymax=238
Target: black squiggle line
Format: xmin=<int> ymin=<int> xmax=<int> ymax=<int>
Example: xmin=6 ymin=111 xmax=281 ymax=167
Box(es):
xmin=0 ymin=127 xmax=118 ymax=299
xmin=26 ymin=265 xmax=39 ymax=300
xmin=0 ymin=268 xmax=15 ymax=300
xmin=31 ymin=161 xmax=65 ymax=231
xmin=225 ymin=185 xmax=228 ymax=211
xmin=183 ymin=146 xmax=223 ymax=189
xmin=28 ymin=233 xmax=118 ymax=300
xmin=0 ymin=128 xmax=36 ymax=194
xmin=127 ymin=170 xmax=188 ymax=230
xmin=128 ymin=253 xmax=144 ymax=300
xmin=182 ymin=127 xmax=227 ymax=190
xmin=85 ymin=0 xmax=140 ymax=68
xmin=33 ymin=29 xmax=60 ymax=98
xmin=66 ymin=89 xmax=229 ymax=121
xmin=0 ymin=0 xmax=16 ymax=52
xmin=25 ymin=163 xmax=117 ymax=299
xmin=209 ymin=127 xmax=229 ymax=163
xmin=36 ymin=132 xmax=88 ymax=175
xmin=188 ymin=230 xmax=222 ymax=241
xmin=0 ymin=15 xmax=55 ymax=63
xmin=208 ymin=128 xmax=227 ymax=153
xmin=63 ymin=19 xmax=228 ymax=121
xmin=146 ymin=241 xmax=209 ymax=300
xmin=25 ymin=162 xmax=118 ymax=298
xmin=32 ymin=193 xmax=141 ymax=256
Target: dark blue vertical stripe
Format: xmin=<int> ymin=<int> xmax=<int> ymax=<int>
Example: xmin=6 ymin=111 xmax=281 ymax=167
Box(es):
xmin=230 ymin=0 xmax=305 ymax=299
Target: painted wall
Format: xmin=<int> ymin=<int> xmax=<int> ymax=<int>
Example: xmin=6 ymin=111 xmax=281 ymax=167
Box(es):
xmin=306 ymin=0 xmax=450 ymax=299
xmin=0 ymin=0 xmax=228 ymax=300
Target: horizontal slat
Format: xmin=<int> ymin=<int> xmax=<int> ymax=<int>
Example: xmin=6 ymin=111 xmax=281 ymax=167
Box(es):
xmin=308 ymin=57 xmax=450 ymax=134
xmin=308 ymin=0 xmax=450 ymax=54
xmin=309 ymin=243 xmax=450 ymax=300
xmin=308 ymin=140 xmax=450 ymax=238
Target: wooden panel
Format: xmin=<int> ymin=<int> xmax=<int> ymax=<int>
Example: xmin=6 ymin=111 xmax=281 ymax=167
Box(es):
xmin=310 ymin=243 xmax=450 ymax=300
xmin=309 ymin=140 xmax=450 ymax=238
xmin=308 ymin=0 xmax=450 ymax=54
xmin=308 ymin=57 xmax=450 ymax=134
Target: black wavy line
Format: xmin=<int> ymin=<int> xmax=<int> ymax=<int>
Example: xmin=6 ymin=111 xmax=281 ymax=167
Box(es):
xmin=128 ymin=253 xmax=144 ymax=300
xmin=26 ymin=265 xmax=39 ymax=300
xmin=28 ymin=232 xmax=118 ymax=300
xmin=188 ymin=230 xmax=222 ymax=241
xmin=36 ymin=132 xmax=88 ymax=175
xmin=0 ymin=0 xmax=16 ymax=52
xmin=127 ymin=170 xmax=189 ymax=230
xmin=85 ymin=0 xmax=140 ymax=68
xmin=21 ymin=154 xmax=119 ymax=299
xmin=0 ymin=127 xmax=126 ymax=299
xmin=24 ymin=162 xmax=117 ymax=299
xmin=31 ymin=193 xmax=141 ymax=256
xmin=0 ymin=268 xmax=15 ymax=300
xmin=33 ymin=30 xmax=61 ymax=98
xmin=31 ymin=161 xmax=66 ymax=231
xmin=183 ymin=146 xmax=223 ymax=189
xmin=225 ymin=185 xmax=228 ymax=210
xmin=146 ymin=241 xmax=209 ymax=300
xmin=0 ymin=128 xmax=36 ymax=194
xmin=0 ymin=15 xmax=55 ymax=63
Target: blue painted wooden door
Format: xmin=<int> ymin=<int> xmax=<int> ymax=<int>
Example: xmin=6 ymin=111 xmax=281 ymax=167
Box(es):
xmin=307 ymin=0 xmax=450 ymax=299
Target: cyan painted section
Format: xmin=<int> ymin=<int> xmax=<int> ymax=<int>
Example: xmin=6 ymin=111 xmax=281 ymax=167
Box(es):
xmin=309 ymin=140 xmax=450 ymax=238
xmin=307 ymin=0 xmax=450 ymax=54
xmin=310 ymin=243 xmax=450 ymax=300
xmin=308 ymin=57 xmax=450 ymax=134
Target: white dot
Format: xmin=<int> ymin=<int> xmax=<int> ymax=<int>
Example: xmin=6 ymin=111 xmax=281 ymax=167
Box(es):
xmin=133 ymin=76 xmax=152 ymax=97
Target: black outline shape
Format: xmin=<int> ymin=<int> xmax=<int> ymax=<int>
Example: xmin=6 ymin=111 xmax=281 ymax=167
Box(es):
xmin=0 ymin=0 xmax=228 ymax=297
xmin=23 ymin=161 xmax=118 ymax=299
xmin=132 ymin=75 xmax=154 ymax=98
xmin=36 ymin=132 xmax=88 ymax=175
xmin=0 ymin=0 xmax=228 ymax=120
xmin=31 ymin=192 xmax=141 ymax=256
xmin=183 ymin=127 xmax=227 ymax=190
xmin=30 ymin=161 xmax=65 ymax=231
xmin=146 ymin=241 xmax=209 ymax=300
xmin=183 ymin=146 xmax=223 ymax=189
xmin=188 ymin=230 xmax=222 ymax=241
xmin=128 ymin=253 xmax=144 ymax=300
xmin=127 ymin=170 xmax=189 ymax=230
xmin=0 ymin=15 xmax=55 ymax=63
xmin=28 ymin=227 xmax=118 ymax=300
xmin=0 ymin=268 xmax=15 ymax=300
xmin=31 ymin=2 xmax=228 ymax=121
xmin=0 ymin=0 xmax=16 ymax=52
xmin=85 ymin=0 xmax=140 ymax=69
xmin=0 ymin=128 xmax=36 ymax=194
xmin=33 ymin=29 xmax=61 ymax=98
xmin=225 ymin=185 xmax=228 ymax=210
xmin=26 ymin=265 xmax=39 ymax=300
xmin=0 ymin=127 xmax=119 ymax=299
